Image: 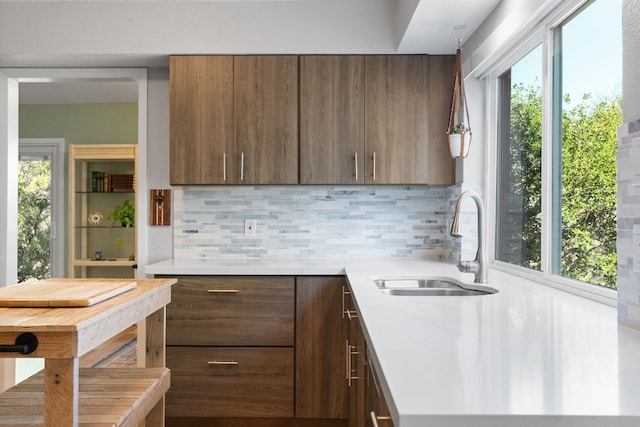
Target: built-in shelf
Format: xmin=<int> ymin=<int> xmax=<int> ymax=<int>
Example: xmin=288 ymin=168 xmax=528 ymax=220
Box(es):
xmin=69 ymin=144 xmax=137 ymax=278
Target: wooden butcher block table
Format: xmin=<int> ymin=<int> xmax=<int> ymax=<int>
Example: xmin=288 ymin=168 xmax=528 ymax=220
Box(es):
xmin=0 ymin=278 xmax=176 ymax=427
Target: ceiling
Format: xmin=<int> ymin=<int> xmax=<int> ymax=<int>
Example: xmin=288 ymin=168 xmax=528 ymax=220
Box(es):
xmin=16 ymin=0 xmax=501 ymax=105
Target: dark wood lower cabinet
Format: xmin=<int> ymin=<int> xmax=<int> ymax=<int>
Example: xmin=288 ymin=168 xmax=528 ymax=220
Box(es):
xmin=163 ymin=275 xmax=395 ymax=426
xmin=296 ymin=276 xmax=349 ymax=419
xmin=164 ymin=275 xmax=349 ymax=426
xmin=366 ymin=358 xmax=395 ymax=427
xmin=166 ymin=346 xmax=294 ymax=418
xmin=348 ymin=307 xmax=367 ymax=427
xmin=166 ymin=418 xmax=348 ymax=427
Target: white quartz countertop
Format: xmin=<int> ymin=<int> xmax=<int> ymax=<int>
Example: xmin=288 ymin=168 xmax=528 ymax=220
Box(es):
xmin=145 ymin=258 xmax=640 ymax=426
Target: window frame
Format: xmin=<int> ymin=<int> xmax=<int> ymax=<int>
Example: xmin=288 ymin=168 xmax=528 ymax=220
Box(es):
xmin=484 ymin=0 xmax=618 ymax=305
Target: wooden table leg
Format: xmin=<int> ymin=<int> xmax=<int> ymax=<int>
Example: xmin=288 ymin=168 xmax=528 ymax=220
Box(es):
xmin=145 ymin=306 xmax=166 ymax=426
xmin=44 ymin=357 xmax=79 ymax=427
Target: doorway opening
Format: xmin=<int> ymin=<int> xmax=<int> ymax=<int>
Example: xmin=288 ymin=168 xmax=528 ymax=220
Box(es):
xmin=1 ymin=68 xmax=148 ymax=390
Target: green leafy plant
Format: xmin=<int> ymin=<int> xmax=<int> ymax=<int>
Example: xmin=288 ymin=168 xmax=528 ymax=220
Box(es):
xmin=451 ymin=123 xmax=470 ymax=134
xmin=108 ymin=199 xmax=135 ymax=228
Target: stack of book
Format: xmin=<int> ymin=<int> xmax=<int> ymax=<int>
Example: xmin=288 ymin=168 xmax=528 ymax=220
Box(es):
xmin=91 ymin=172 xmax=135 ymax=192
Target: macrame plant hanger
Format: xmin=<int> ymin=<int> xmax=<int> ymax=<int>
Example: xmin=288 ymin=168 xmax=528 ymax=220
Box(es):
xmin=447 ymin=33 xmax=472 ymax=158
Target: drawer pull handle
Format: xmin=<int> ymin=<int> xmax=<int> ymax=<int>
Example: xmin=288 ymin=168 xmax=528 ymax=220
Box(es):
xmin=208 ymin=360 xmax=239 ymax=365
xmin=346 ymin=309 xmax=358 ymax=320
xmin=371 ymin=411 xmax=392 ymax=427
xmin=207 ymin=289 xmax=239 ymax=294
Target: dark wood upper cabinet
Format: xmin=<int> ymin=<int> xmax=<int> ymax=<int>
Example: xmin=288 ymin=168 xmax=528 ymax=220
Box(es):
xmin=365 ymin=55 xmax=455 ymax=185
xmin=300 ymin=55 xmax=365 ymax=184
xmin=425 ymin=55 xmax=458 ymax=185
xmin=170 ymin=55 xmax=298 ymax=185
xmin=170 ymin=54 xmax=454 ymax=186
xmin=170 ymin=55 xmax=234 ymax=185
xmin=234 ymin=55 xmax=299 ymax=184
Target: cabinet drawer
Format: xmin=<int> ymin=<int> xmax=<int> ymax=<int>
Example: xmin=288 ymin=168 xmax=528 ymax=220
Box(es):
xmin=167 ymin=276 xmax=295 ymax=346
xmin=166 ymin=346 xmax=294 ymax=418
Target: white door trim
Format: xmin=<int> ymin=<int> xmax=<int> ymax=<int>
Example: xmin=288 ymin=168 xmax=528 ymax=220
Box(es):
xmin=0 ymin=67 xmax=149 ymax=279
xmin=0 ymin=70 xmax=18 ymax=392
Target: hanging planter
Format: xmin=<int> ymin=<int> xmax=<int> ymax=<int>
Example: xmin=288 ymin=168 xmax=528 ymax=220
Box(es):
xmin=446 ymin=42 xmax=472 ymax=159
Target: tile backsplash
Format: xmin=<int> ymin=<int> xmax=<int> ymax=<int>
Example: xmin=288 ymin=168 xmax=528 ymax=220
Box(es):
xmin=173 ymin=186 xmax=461 ymax=260
xmin=617 ymin=118 xmax=640 ymax=329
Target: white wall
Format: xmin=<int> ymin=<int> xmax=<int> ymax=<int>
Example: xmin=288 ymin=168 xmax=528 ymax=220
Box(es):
xmin=145 ymin=67 xmax=173 ymax=263
xmin=0 ymin=0 xmax=396 ymax=67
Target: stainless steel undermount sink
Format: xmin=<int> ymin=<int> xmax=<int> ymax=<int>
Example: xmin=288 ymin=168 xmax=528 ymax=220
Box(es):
xmin=373 ymin=276 xmax=498 ymax=296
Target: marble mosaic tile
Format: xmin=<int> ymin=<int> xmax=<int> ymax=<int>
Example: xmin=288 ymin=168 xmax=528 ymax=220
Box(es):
xmin=173 ymin=186 xmax=457 ymax=260
xmin=617 ymin=118 xmax=640 ymax=329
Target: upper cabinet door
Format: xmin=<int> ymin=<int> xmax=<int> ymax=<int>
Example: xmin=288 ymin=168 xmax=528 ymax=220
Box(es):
xmin=170 ymin=55 xmax=454 ymax=186
xmin=170 ymin=56 xmax=234 ymax=185
xmin=365 ymin=55 xmax=454 ymax=185
xmin=234 ymin=56 xmax=299 ymax=184
xmin=425 ymin=55 xmax=456 ymax=186
xmin=299 ymin=56 xmax=365 ymax=185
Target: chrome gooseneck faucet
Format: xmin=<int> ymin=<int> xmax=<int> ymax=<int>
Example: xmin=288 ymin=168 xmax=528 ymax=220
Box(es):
xmin=450 ymin=190 xmax=488 ymax=283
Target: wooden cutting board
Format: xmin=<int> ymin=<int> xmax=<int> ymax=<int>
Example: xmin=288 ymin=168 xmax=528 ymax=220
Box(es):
xmin=0 ymin=279 xmax=137 ymax=307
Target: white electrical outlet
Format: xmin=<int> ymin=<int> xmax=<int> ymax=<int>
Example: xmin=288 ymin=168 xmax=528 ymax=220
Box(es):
xmin=245 ymin=219 xmax=257 ymax=237
xmin=633 ymin=225 xmax=640 ymax=272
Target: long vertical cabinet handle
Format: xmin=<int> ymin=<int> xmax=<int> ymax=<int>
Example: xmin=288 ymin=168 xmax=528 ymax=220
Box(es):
xmin=223 ymin=152 xmax=227 ymax=182
xmin=370 ymin=411 xmax=392 ymax=427
xmin=342 ymin=286 xmax=351 ymax=319
xmin=240 ymin=152 xmax=245 ymax=182
xmin=354 ymin=152 xmax=359 ymax=181
xmin=373 ymin=152 xmax=377 ymax=181
xmin=345 ymin=340 xmax=350 ymax=381
xmin=347 ymin=342 xmax=359 ymax=386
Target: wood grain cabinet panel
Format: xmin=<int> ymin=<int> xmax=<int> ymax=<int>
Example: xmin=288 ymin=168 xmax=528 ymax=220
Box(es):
xmin=365 ymin=55 xmax=455 ymax=185
xmin=366 ymin=357 xmax=395 ymax=427
xmin=296 ymin=276 xmax=349 ymax=419
xmin=426 ymin=55 xmax=458 ymax=185
xmin=347 ymin=303 xmax=367 ymax=427
xmin=170 ymin=55 xmax=298 ymax=185
xmin=166 ymin=346 xmax=294 ymax=418
xmin=300 ymin=54 xmax=454 ymax=185
xmin=171 ymin=54 xmax=453 ymax=186
xmin=166 ymin=276 xmax=295 ymax=346
xmin=300 ymin=56 xmax=365 ymax=184
xmin=234 ymin=55 xmax=299 ymax=184
xmin=170 ymin=55 xmax=234 ymax=185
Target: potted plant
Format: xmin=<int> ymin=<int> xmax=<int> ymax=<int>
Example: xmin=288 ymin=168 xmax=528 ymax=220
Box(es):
xmin=448 ymin=123 xmax=471 ymax=158
xmin=446 ymin=41 xmax=472 ymax=158
xmin=108 ymin=200 xmax=135 ymax=228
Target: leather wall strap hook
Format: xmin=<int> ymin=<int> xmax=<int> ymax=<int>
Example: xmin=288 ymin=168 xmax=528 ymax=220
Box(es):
xmin=0 ymin=332 xmax=39 ymax=354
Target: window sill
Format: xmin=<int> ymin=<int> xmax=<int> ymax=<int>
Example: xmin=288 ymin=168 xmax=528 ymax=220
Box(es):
xmin=489 ymin=260 xmax=617 ymax=307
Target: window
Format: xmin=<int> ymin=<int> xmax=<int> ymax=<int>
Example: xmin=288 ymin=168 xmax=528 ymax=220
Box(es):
xmin=18 ymin=139 xmax=64 ymax=282
xmin=494 ymin=0 xmax=621 ymax=292
xmin=496 ymin=46 xmax=543 ymax=271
